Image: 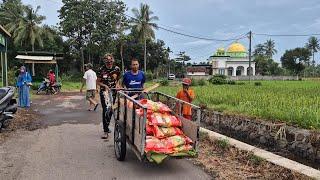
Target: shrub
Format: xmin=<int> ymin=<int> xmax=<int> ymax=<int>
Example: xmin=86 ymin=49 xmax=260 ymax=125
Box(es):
xmin=198 ymin=79 xmax=206 ymax=86
xmin=7 ymin=68 xmax=17 ymax=86
xmin=227 ymin=80 xmax=236 ymax=85
xmin=237 ymin=82 xmax=246 ymax=85
xmin=145 ymin=71 xmax=155 ymax=81
xmin=254 ymin=82 xmax=262 ymax=86
xmin=60 ymin=73 xmax=82 ymax=82
xmin=209 ymin=75 xmax=227 ymax=85
xmin=159 ymin=79 xmax=169 ymax=86
xmin=190 ymin=78 xmax=198 ymax=86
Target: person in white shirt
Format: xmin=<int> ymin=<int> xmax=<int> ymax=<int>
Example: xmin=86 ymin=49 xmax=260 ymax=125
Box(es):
xmin=80 ymin=63 xmax=99 ymax=111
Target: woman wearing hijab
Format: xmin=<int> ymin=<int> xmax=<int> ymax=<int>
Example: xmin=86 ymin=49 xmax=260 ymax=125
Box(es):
xmin=16 ymin=66 xmax=32 ymax=108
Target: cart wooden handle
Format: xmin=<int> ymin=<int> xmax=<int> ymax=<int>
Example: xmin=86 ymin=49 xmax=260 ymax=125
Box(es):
xmin=112 ymin=83 xmax=160 ymax=109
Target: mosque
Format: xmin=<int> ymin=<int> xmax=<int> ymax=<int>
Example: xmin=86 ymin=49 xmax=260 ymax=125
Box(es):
xmin=208 ymin=42 xmax=255 ymax=76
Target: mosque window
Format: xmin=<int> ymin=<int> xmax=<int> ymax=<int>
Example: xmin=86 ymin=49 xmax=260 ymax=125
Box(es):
xmin=218 ymin=69 xmax=225 ymax=75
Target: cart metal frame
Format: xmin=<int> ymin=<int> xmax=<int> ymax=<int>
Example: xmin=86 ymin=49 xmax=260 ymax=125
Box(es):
xmin=113 ymin=90 xmax=201 ymax=162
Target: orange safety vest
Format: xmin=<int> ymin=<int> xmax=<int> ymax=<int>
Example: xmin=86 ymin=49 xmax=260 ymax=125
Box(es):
xmin=176 ymin=89 xmax=195 ymax=116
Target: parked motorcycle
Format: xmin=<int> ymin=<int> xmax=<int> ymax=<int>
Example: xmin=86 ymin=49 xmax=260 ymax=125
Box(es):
xmin=36 ymin=78 xmax=61 ymax=95
xmin=0 ymin=86 xmax=17 ymax=132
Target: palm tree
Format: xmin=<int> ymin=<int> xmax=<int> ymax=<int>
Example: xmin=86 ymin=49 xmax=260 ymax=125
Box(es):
xmin=253 ymin=44 xmax=265 ymax=56
xmin=14 ymin=5 xmax=46 ymax=51
xmin=306 ymin=36 xmax=320 ymax=66
xmin=0 ymin=0 xmax=25 ymax=35
xmin=132 ymin=3 xmax=158 ymax=72
xmin=175 ymin=51 xmax=191 ymax=74
xmin=264 ymin=39 xmax=277 ymax=59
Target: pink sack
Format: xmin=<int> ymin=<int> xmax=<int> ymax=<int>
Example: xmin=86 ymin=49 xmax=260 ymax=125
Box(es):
xmin=153 ymin=125 xmax=184 ymax=139
xmin=149 ymin=113 xmax=182 ymax=127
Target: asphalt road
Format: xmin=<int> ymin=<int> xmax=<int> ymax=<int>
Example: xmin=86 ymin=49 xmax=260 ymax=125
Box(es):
xmin=0 ymin=93 xmax=211 ymax=180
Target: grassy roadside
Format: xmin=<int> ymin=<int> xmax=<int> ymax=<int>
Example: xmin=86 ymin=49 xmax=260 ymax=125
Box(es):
xmin=193 ymin=132 xmax=310 ymax=179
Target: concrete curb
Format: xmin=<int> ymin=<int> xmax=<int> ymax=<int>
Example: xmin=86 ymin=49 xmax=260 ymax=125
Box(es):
xmin=200 ymin=128 xmax=320 ymax=179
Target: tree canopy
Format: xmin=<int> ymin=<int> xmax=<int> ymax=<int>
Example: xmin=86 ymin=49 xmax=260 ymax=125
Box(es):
xmin=281 ymin=47 xmax=311 ymax=75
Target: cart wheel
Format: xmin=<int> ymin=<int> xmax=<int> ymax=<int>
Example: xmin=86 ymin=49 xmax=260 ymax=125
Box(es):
xmin=114 ymin=121 xmax=126 ymax=161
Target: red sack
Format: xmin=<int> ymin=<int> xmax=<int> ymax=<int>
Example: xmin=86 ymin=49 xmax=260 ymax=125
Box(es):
xmin=153 ymin=125 xmax=183 ymax=139
xmin=145 ymin=136 xmax=173 ymax=154
xmin=139 ymin=99 xmax=172 ymax=113
xmin=149 ymin=113 xmax=182 ymax=127
xmin=146 ymin=124 xmax=154 ymax=135
xmin=161 ymin=135 xmax=193 ymax=149
xmin=145 ymin=135 xmax=193 ymax=154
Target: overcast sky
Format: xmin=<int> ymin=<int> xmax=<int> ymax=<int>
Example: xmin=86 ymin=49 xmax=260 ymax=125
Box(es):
xmin=22 ymin=0 xmax=320 ymax=63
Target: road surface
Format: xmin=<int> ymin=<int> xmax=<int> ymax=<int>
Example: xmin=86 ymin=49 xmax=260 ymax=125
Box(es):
xmin=0 ymin=93 xmax=211 ymax=180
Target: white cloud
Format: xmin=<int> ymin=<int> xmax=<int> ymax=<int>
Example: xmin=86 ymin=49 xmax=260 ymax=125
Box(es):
xmin=307 ymin=18 xmax=320 ymax=31
xmin=299 ymin=3 xmax=320 ymax=11
xmin=254 ymin=0 xmax=293 ymax=7
xmin=183 ymin=40 xmax=213 ymax=46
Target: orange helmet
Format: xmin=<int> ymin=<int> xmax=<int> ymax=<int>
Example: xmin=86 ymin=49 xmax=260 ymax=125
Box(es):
xmin=182 ymin=78 xmax=192 ymax=85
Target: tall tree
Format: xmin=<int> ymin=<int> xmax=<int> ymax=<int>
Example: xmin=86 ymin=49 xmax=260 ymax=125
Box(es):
xmin=59 ymin=0 xmax=127 ymax=71
xmin=15 ymin=5 xmax=46 ymax=51
xmin=253 ymin=44 xmax=265 ymax=56
xmin=281 ymin=47 xmax=311 ymax=75
xmin=264 ymin=39 xmax=277 ymax=58
xmin=305 ymin=36 xmax=320 ymax=66
xmin=175 ymin=51 xmax=191 ymax=76
xmin=132 ymin=3 xmax=159 ymax=72
xmin=0 ymin=0 xmax=24 ymax=33
xmin=59 ymin=0 xmax=92 ymax=71
xmin=0 ymin=1 xmax=49 ymax=51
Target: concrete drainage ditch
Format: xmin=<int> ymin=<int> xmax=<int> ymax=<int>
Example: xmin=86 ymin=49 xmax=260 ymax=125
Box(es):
xmin=198 ymin=109 xmax=320 ymax=169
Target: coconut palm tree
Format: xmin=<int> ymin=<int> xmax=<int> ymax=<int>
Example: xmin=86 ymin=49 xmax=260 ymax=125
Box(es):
xmin=0 ymin=0 xmax=25 ymax=35
xmin=132 ymin=3 xmax=158 ymax=72
xmin=305 ymin=36 xmax=320 ymax=66
xmin=14 ymin=5 xmax=46 ymax=51
xmin=253 ymin=44 xmax=265 ymax=56
xmin=264 ymin=39 xmax=277 ymax=59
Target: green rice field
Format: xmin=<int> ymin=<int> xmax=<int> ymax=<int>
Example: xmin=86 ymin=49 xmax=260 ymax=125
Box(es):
xmin=155 ymin=81 xmax=320 ymax=129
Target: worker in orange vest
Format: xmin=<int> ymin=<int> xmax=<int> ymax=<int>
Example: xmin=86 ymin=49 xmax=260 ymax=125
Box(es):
xmin=176 ymin=78 xmax=195 ymax=120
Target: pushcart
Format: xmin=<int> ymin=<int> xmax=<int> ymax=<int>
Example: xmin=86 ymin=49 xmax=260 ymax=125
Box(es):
xmin=112 ymin=90 xmax=201 ymax=162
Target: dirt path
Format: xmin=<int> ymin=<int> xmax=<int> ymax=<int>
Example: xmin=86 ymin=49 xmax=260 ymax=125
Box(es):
xmin=0 ymin=93 xmax=211 ymax=180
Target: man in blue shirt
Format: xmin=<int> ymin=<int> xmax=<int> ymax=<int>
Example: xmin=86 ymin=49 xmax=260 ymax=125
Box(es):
xmin=123 ymin=58 xmax=146 ymax=95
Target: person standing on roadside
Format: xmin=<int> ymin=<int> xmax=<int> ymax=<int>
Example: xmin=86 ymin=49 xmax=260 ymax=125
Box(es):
xmin=97 ymin=54 xmax=121 ymax=139
xmin=176 ymin=78 xmax=195 ymax=120
xmin=16 ymin=66 xmax=32 ymax=108
xmin=80 ymin=63 xmax=99 ymax=111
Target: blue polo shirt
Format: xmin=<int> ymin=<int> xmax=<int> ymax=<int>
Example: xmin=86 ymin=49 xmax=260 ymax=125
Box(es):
xmin=123 ymin=70 xmax=146 ymax=89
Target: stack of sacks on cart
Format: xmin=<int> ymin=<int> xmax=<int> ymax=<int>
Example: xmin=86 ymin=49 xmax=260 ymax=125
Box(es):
xmin=136 ymin=99 xmax=196 ymax=163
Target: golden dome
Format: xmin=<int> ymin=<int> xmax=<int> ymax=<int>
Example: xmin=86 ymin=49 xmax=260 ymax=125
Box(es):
xmin=227 ymin=42 xmax=246 ymax=53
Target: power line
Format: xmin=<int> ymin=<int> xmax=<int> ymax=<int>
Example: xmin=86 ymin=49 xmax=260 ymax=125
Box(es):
xmin=158 ymin=26 xmax=247 ymax=42
xmin=124 ymin=14 xmax=248 ymax=42
xmin=254 ymin=33 xmax=320 ymax=37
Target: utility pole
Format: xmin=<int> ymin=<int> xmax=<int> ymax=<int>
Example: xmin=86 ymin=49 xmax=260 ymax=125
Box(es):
xmin=168 ymin=59 xmax=171 ymax=75
xmin=248 ymin=31 xmax=252 ymax=82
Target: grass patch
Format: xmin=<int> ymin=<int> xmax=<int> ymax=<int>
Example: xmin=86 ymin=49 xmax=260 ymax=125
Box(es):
xmin=216 ymin=138 xmax=229 ymax=150
xmin=248 ymin=153 xmax=265 ymax=166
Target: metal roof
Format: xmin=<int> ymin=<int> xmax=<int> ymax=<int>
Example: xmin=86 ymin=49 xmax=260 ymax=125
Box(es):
xmin=16 ymin=55 xmax=54 ymax=61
